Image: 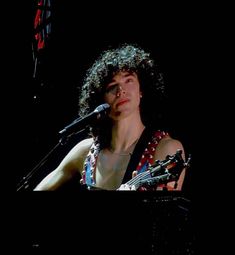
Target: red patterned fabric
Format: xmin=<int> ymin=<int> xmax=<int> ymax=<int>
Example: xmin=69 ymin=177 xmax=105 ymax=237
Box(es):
xmin=33 ymin=0 xmax=51 ymax=51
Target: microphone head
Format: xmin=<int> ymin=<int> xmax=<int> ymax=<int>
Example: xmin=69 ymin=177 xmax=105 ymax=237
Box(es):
xmin=94 ymin=103 xmax=110 ymax=113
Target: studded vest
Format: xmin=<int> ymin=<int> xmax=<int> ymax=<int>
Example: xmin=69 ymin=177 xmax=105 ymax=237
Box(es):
xmin=80 ymin=130 xmax=169 ymax=189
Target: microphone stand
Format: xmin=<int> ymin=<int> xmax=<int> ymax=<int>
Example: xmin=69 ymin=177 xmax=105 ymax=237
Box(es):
xmin=16 ymin=128 xmax=88 ymax=191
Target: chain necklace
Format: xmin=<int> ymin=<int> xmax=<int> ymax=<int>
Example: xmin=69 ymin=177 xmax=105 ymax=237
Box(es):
xmin=108 ymin=138 xmax=139 ymax=156
xmin=108 ymin=148 xmax=132 ymax=156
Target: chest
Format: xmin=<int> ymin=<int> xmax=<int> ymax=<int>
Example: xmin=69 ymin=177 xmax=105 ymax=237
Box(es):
xmin=95 ymin=150 xmax=131 ymax=190
xmin=82 ymin=130 xmax=168 ymax=190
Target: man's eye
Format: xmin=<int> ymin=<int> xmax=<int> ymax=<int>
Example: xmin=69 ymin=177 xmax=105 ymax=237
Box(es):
xmin=105 ymin=85 xmax=117 ymax=93
xmin=126 ymin=78 xmax=133 ymax=83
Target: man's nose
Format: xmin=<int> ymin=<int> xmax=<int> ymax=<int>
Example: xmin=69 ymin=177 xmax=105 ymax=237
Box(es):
xmin=116 ymin=85 xmax=125 ymax=97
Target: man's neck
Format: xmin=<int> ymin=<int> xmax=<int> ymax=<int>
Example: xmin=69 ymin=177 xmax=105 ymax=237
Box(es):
xmin=110 ymin=115 xmax=145 ymax=153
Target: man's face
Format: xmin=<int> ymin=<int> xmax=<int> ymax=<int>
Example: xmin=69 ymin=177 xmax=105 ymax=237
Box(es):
xmin=104 ymin=71 xmax=142 ymax=120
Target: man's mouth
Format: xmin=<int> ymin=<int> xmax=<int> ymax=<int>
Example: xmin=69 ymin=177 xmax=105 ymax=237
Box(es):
xmin=116 ymin=99 xmax=129 ymax=107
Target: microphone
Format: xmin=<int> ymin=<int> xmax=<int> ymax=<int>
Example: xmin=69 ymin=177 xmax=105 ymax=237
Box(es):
xmin=59 ymin=103 xmax=110 ymax=136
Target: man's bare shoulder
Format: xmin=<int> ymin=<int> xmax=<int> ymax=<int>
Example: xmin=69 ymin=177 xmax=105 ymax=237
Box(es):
xmin=60 ymin=137 xmax=94 ymax=174
xmin=70 ymin=137 xmax=94 ymax=155
xmin=159 ymin=136 xmax=183 ymax=149
xmin=155 ymin=135 xmax=185 ymax=160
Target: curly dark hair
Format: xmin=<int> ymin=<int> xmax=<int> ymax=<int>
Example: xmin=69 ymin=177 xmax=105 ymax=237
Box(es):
xmin=78 ymin=43 xmax=168 ymax=146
